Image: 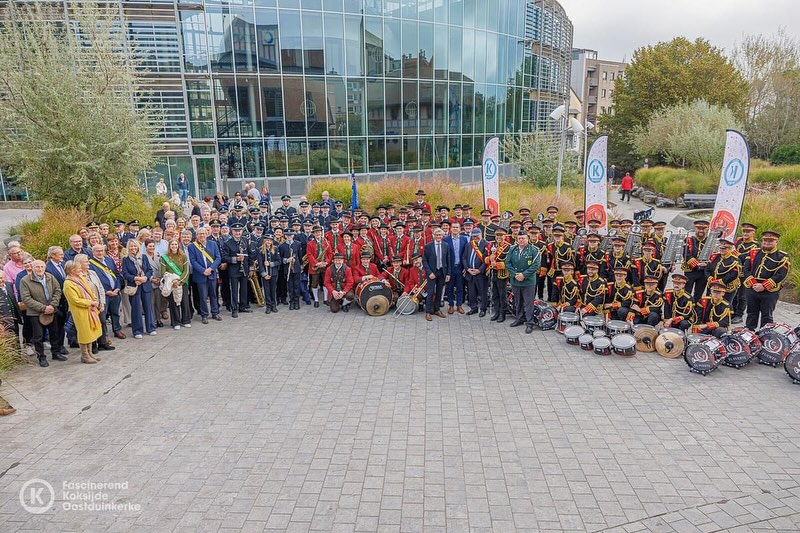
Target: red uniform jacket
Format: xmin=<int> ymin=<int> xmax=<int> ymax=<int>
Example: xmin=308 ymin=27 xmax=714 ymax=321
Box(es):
xmin=389 ymin=234 xmax=412 ymax=265
xmin=381 ymin=266 xmax=406 ymax=292
xmin=324 ymin=264 xmax=354 ymax=294
xmin=351 ymin=262 xmax=381 ymax=285
xmin=401 ymin=266 xmax=426 ymax=294
xmin=306 ymin=238 xmax=333 ymax=273
xmin=337 ymin=242 xmax=361 ymax=269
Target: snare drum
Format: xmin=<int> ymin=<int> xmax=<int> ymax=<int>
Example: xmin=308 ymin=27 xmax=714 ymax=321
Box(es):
xmin=582 ymin=315 xmax=605 ymax=334
xmin=578 ymin=334 xmax=594 ymax=351
xmin=686 ymin=333 xmax=710 ymax=345
xmin=606 ymin=320 xmax=631 ymax=336
xmin=757 ymin=323 xmax=799 ymax=366
xmin=564 ymin=326 xmax=585 ymax=345
xmin=721 ymin=328 xmax=760 ymax=368
xmin=556 ymin=312 xmax=580 ymax=334
xmin=535 ymin=303 xmax=558 ymax=331
xmin=659 ymin=327 xmax=685 ymax=337
xmin=684 ymin=337 xmax=727 ymax=375
xmin=611 ymin=334 xmax=636 ymax=356
xmin=784 ymin=347 xmax=800 ymax=384
xmin=593 ymin=329 xmax=607 ymax=339
xmin=593 ymin=337 xmax=612 ymax=356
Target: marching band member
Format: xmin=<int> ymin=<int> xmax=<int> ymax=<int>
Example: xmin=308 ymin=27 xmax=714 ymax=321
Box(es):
xmin=258 ymin=233 xmax=280 ymax=314
xmin=389 ymin=223 xmax=411 ymax=266
xmin=221 ymin=223 xmax=252 ymax=318
xmin=694 ymin=281 xmax=731 ymax=338
xmin=744 ymin=230 xmax=791 ymax=329
xmin=630 ymin=276 xmax=663 ymax=326
xmin=324 ymin=252 xmax=355 ymax=313
xmin=487 ymin=227 xmax=511 ymax=323
xmin=663 ymin=273 xmax=695 ymax=331
xmin=705 ymin=238 xmax=741 ymax=303
xmin=607 ymin=236 xmax=631 ymax=283
xmin=732 ymin=222 xmax=759 ymax=323
xmin=579 ymin=261 xmax=606 ymax=317
xmin=546 ymin=224 xmax=573 ymax=303
xmin=505 ymin=231 xmax=542 ymax=334
xmin=339 ymin=230 xmax=360 ymax=269
xmin=577 ymin=233 xmax=607 ymax=277
xmin=632 ymin=242 xmax=664 ymax=290
xmin=605 ymin=267 xmax=635 ymax=321
xmin=682 ymin=219 xmax=710 ymax=300
xmin=280 ymin=230 xmax=304 ymax=311
xmin=306 ymin=225 xmax=332 ymax=308
xmin=380 ymin=256 xmax=405 ymax=304
xmin=353 ymin=251 xmax=381 ymax=285
xmin=553 ymin=262 xmax=580 ymax=313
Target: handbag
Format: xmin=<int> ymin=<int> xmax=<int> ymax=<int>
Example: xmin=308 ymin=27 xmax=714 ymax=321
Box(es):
xmin=123 ymin=285 xmax=138 ymax=296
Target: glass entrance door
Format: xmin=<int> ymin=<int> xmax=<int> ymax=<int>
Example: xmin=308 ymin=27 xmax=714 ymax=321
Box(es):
xmin=194 ymin=155 xmax=218 ymax=200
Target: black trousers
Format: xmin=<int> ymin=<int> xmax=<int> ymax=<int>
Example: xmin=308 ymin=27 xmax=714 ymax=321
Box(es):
xmin=511 ymin=284 xmax=536 ymax=325
xmin=262 ymin=275 xmax=277 ymax=310
xmin=425 ymin=270 xmax=446 ymax=313
xmin=685 ymin=271 xmax=707 ymax=301
xmin=168 ymin=290 xmax=193 ymax=326
xmin=220 ymin=269 xmax=231 ymax=310
xmin=634 ymin=312 xmax=662 ymax=326
xmin=732 ymin=283 xmax=747 ymax=318
xmin=465 ymin=273 xmax=487 ymax=311
xmin=697 ymin=326 xmax=727 ymax=338
xmin=490 ymin=277 xmax=508 ymax=317
xmin=536 ymin=274 xmax=546 ymax=299
xmin=745 ymin=289 xmax=780 ymax=330
xmin=31 ymin=317 xmax=61 ymax=358
xmin=612 ymin=307 xmax=631 ymax=321
xmin=229 ymin=274 xmax=248 ymax=312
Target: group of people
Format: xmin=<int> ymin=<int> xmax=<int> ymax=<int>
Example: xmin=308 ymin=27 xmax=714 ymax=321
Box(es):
xmin=0 ymin=188 xmax=791 ymax=368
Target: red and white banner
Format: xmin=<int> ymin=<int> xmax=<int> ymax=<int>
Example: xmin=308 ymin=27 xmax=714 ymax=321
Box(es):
xmin=482 ymin=136 xmax=500 ymax=215
xmin=711 ymin=130 xmax=750 ymax=241
xmin=584 ymin=135 xmax=609 ymax=234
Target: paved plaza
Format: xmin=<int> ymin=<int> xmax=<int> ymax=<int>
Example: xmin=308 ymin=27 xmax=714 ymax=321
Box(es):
xmin=1 ymin=298 xmax=800 ymax=532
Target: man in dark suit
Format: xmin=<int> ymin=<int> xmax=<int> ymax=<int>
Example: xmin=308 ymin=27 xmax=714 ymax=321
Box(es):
xmin=188 ymin=227 xmax=223 ymax=324
xmin=45 ymin=246 xmax=71 ymax=351
xmin=463 ymin=228 xmax=489 ymax=316
xmin=422 ymin=228 xmax=453 ymax=321
xmin=89 ymin=243 xmax=123 ymax=342
xmin=221 ymin=222 xmax=253 ymax=318
xmin=443 ymin=222 xmax=468 ymax=314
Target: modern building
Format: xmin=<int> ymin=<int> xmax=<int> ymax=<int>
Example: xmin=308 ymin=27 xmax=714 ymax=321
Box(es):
xmin=570 ymin=48 xmax=625 ymax=128
xmin=0 ymin=0 xmax=572 ymax=201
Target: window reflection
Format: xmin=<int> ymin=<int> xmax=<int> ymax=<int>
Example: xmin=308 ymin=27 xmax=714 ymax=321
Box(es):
xmin=279 ymin=9 xmax=303 ymax=73
xmin=329 ymin=139 xmax=349 ymax=174
xmin=254 ymin=8 xmax=280 ymax=72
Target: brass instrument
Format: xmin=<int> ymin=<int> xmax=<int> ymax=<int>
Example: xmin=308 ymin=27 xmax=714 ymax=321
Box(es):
xmin=624 ymin=224 xmax=643 ymax=258
xmin=698 ymin=228 xmax=723 ymax=262
xmin=249 ymin=270 xmax=265 ymax=307
xmin=286 ymin=245 xmax=295 ymax=282
xmin=394 ymin=279 xmax=427 ymax=316
xmin=661 ymin=230 xmax=687 ymax=266
xmin=572 ymin=227 xmax=588 ymax=252
xmin=600 ymin=229 xmax=618 ymax=255
xmin=488 ymin=238 xmax=511 ymax=281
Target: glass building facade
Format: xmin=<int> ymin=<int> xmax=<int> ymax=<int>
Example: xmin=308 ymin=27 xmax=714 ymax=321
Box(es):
xmin=21 ymin=0 xmax=571 ymax=201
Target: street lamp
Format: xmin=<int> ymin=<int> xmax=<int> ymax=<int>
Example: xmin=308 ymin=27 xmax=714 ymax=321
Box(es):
xmin=549 ymin=105 xmax=586 ymax=198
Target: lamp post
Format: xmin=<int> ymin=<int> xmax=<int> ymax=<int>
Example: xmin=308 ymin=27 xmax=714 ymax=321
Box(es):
xmin=549 ymin=105 xmax=586 ymax=198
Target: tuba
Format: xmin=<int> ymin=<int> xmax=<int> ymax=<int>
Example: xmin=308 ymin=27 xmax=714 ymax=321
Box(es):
xmin=698 ymin=228 xmax=724 ymax=262
xmin=249 ymin=270 xmax=265 ymax=306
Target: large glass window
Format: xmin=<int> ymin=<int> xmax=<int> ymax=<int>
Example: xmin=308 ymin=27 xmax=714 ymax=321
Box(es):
xmin=282 ymin=76 xmax=307 ymax=136
xmin=434 ymin=136 xmax=447 ymax=167
xmin=419 ymin=136 xmax=433 ymax=169
xmin=242 ymin=141 xmax=265 ymax=178
xmin=236 ymin=76 xmax=262 ymax=137
xmin=180 ymin=11 xmax=208 ymax=73
xmin=384 ymin=80 xmax=401 ymax=135
xmin=448 ymin=135 xmax=460 ymax=167
xmin=329 ymin=139 xmax=349 ymax=174
xmin=279 ymin=9 xmax=303 ymax=73
xmin=366 ymin=78 xmax=385 ymax=135
xmin=462 ymin=82 xmax=474 ymax=134
xmin=350 ymin=138 xmax=366 ymax=173
xmin=206 ymin=6 xmax=234 ymax=72
xmin=419 ymin=23 xmax=433 ymax=80
xmin=418 ymin=81 xmax=432 ymax=134
xmin=368 ymin=138 xmax=385 ymax=172
xmin=384 ymin=18 xmax=401 ymax=78
xmin=434 ymin=24 xmax=448 ymax=80
xmin=386 ymin=136 xmax=402 ymax=171
xmin=462 ymin=28 xmax=474 ymax=82
xmin=231 ymin=7 xmax=257 ymax=72
xmin=326 ymin=76 xmax=348 ymax=136
xmin=402 ymin=81 xmax=417 ymax=135
xmin=348 ymin=79 xmax=366 ymax=136
xmin=305 ymin=76 xmax=327 ymax=136
xmin=401 ymin=20 xmax=417 ymax=79
xmin=433 ymin=81 xmax=447 ymax=135
xmin=286 ymin=140 xmax=308 ymax=175
xmin=265 ymin=136 xmax=287 ymax=176
xmin=448 ymin=83 xmax=461 ymax=134
xmin=261 ymin=76 xmax=284 ymax=136
xmin=303 ymin=11 xmax=325 ymax=75
xmin=449 ymin=27 xmax=461 ymax=81
xmin=219 ymin=141 xmax=242 ymax=181
xmin=461 ymin=136 xmax=473 ymax=167
xmin=309 ymin=138 xmax=329 ymax=175
xmin=344 ymin=15 xmax=364 ymax=77
xmin=187 ymin=80 xmax=214 ymax=139
xmin=434 ymin=0 xmax=448 ymax=24
xmin=213 ymin=76 xmax=240 ymax=137
xmin=323 ymin=12 xmax=345 ymax=75
xmin=364 ymin=17 xmax=383 ymax=77
xmin=254 ymin=8 xmax=280 ymax=72
xmin=474 ymin=83 xmax=486 ymax=134
xmin=403 ymin=136 xmax=418 ymax=170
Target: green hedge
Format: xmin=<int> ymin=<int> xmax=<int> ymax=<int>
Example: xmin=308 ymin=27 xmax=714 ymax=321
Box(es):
xmin=635 ymin=164 xmax=800 ymax=198
xmin=750 ymin=165 xmax=800 ymax=184
xmin=770 ymin=145 xmax=800 ymax=165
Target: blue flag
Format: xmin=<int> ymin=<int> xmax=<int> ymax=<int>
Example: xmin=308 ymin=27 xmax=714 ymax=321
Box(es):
xmin=351 ymin=171 xmax=359 ymax=212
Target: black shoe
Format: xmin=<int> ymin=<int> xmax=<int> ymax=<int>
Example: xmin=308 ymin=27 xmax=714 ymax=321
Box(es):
xmin=156 ymin=321 xmax=164 ymax=328
xmin=39 ymin=358 xmax=49 ymax=368
xmin=91 ymin=345 xmax=99 ymax=355
xmin=60 ymin=347 xmax=69 ymax=355
xmin=239 ymin=308 xmax=252 ymax=313
xmin=731 ymin=315 xmax=743 ymax=324
xmin=271 ymin=307 xmax=278 ymax=313
xmin=265 ymin=308 xmax=271 ymax=314
xmin=212 ymin=315 xmax=222 ymax=321
xmin=98 ymin=344 xmax=115 ymax=351
xmin=232 ymin=311 xmax=238 ymax=318
xmin=479 ymin=311 xmax=486 ymax=318
xmin=496 ymin=315 xmax=506 ymax=324
xmin=525 ymin=325 xmax=534 ymax=334
xmin=490 ymin=314 xmax=499 ymax=321
xmin=52 ymin=353 xmax=68 ymax=362
xmin=202 ymin=317 xmax=209 ymax=324
xmin=510 ymin=319 xmax=524 ymax=327
xmin=323 ymin=300 xmax=329 ymax=306
xmin=314 ymin=301 xmax=319 ymax=308
xmin=304 ymin=300 xmax=312 ymax=305
xmin=69 ymin=341 xmax=79 ymax=348
xmin=467 ymin=309 xmax=478 ymax=316
xmin=343 ymin=304 xmax=350 ymax=313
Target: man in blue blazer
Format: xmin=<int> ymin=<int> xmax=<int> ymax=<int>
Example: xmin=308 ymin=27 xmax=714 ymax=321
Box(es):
xmin=45 ymin=245 xmax=71 ymax=351
xmin=443 ymin=222 xmax=468 ymax=314
xmin=188 ymin=227 xmax=222 ymax=324
xmin=422 ymin=228 xmax=453 ymax=321
xmin=89 ymin=243 xmax=123 ymax=343
xmin=462 ymin=228 xmax=489 ymax=316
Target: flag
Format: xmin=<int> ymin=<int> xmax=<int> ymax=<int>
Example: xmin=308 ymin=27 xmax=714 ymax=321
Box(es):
xmin=710 ymin=130 xmax=750 ymax=241
xmin=350 ymin=171 xmax=359 ymax=212
xmin=584 ymin=135 xmax=609 ymax=234
xmin=481 ymin=136 xmax=500 ymax=215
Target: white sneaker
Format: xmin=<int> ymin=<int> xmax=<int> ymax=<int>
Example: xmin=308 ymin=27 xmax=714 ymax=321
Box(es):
xmin=174 ymin=326 xmax=181 ymax=330
xmin=149 ymin=331 xmax=157 ymax=336
xmin=134 ymin=334 xmax=143 ymax=339
xmin=183 ymin=323 xmax=191 ymax=328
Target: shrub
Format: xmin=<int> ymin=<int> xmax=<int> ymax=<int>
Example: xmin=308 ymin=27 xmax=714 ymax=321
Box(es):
xmin=0 ymin=323 xmax=26 ymax=377
xmin=749 ymin=165 xmax=800 ymax=184
xmin=103 ymin=191 xmax=167 ymax=226
xmin=770 ymin=145 xmax=800 ymax=166
xmin=634 ymin=167 xmax=716 ymax=198
xmin=16 ymin=207 xmax=89 ymax=259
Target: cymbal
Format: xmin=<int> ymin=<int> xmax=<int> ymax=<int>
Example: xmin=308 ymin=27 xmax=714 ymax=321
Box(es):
xmin=656 ymin=332 xmax=685 ymax=359
xmin=634 ymin=327 xmax=658 ymax=353
xmin=366 ymin=295 xmax=390 ymax=316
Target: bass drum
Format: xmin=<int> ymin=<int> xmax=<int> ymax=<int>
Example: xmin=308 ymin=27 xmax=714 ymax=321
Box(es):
xmin=355 ymin=280 xmax=392 ymax=316
xmin=684 ymin=337 xmax=726 ymax=375
xmin=784 ymin=347 xmax=800 ymax=384
xmin=533 ymin=301 xmax=558 ymax=331
xmin=757 ymin=323 xmax=799 ymax=366
xmin=721 ymin=328 xmax=759 ymax=368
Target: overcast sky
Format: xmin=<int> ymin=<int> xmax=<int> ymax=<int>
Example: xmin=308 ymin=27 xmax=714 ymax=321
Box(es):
xmin=559 ymin=0 xmax=800 ymax=63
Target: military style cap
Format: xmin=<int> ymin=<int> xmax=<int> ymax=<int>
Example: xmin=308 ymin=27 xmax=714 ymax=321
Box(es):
xmin=281 ymin=194 xmax=291 ymax=201
xmin=230 ymin=222 xmax=245 ymax=231
xmin=333 ymin=252 xmax=344 ymax=259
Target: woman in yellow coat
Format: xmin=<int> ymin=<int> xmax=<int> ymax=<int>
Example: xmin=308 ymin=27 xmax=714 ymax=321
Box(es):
xmin=63 ymin=260 xmax=102 ymax=364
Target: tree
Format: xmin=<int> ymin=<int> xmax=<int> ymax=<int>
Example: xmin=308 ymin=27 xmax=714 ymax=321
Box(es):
xmin=599 ymin=37 xmax=748 ymax=173
xmin=732 ymin=30 xmax=800 ymax=159
xmin=503 ymin=134 xmax=580 ymax=188
xmin=630 ymin=100 xmax=742 ymax=175
xmin=0 ymin=2 xmax=156 ymax=217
